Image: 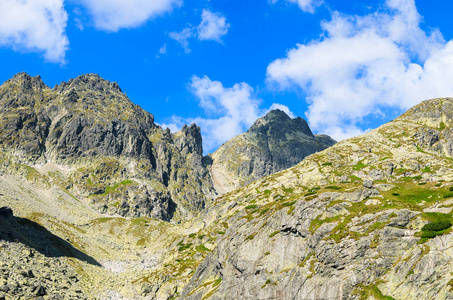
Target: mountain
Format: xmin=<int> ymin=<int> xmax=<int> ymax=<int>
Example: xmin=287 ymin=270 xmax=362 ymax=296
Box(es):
xmin=175 ymin=97 xmax=453 ymax=299
xmin=2 ymin=72 xmax=453 ymax=300
xmin=0 ymin=72 xmax=215 ymax=222
xmin=209 ymin=109 xmax=336 ymax=194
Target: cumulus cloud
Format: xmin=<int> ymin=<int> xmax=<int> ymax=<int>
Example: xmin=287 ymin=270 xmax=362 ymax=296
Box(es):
xmin=267 ymin=0 xmax=452 ymax=141
xmin=78 ymin=0 xmax=181 ymax=31
xmin=0 ymin=0 xmax=68 ymax=63
xmin=267 ymin=103 xmax=295 ymax=118
xmin=170 ymin=9 xmax=229 ymax=52
xmin=197 ymin=9 xmax=230 ymax=42
xmin=270 ymin=0 xmax=323 ymax=13
xmin=162 ymin=76 xmax=294 ymax=153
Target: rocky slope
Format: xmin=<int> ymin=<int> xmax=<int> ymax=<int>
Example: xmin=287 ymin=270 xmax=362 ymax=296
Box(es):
xmin=0 ymin=72 xmax=215 ymax=222
xmin=174 ymin=97 xmax=453 ymax=300
xmin=209 ymin=109 xmax=336 ymax=194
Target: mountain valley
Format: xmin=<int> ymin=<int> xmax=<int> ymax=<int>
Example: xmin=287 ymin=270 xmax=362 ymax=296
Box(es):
xmin=1 ymin=73 xmax=453 ymax=300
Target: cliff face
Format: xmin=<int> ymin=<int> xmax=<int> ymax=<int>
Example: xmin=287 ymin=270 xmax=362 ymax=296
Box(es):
xmin=0 ymin=73 xmax=215 ymax=221
xmin=210 ymin=109 xmax=336 ymax=194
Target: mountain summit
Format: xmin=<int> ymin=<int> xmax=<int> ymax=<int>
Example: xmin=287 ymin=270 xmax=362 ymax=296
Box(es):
xmin=209 ymin=109 xmax=336 ymax=194
xmin=0 ymin=72 xmax=215 ymax=221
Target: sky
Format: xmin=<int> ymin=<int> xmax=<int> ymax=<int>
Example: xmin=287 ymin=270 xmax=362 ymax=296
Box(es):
xmin=1 ymin=0 xmax=453 ymax=153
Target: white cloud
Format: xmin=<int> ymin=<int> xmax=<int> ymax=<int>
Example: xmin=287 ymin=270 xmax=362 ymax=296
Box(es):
xmin=197 ymin=9 xmax=230 ymax=42
xmin=78 ymin=0 xmax=181 ymax=32
xmin=169 ymin=27 xmax=195 ymax=53
xmin=270 ymin=0 xmax=323 ymax=13
xmin=162 ymin=76 xmax=295 ymax=153
xmin=159 ymin=43 xmax=167 ymax=55
xmin=267 ymin=0 xmax=452 ymax=141
xmin=170 ymin=9 xmax=229 ymax=52
xmin=267 ymin=103 xmax=295 ymax=118
xmin=0 ymin=0 xmax=68 ymax=63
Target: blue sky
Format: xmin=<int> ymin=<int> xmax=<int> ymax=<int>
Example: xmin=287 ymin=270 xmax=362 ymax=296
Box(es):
xmin=1 ymin=0 xmax=453 ymax=153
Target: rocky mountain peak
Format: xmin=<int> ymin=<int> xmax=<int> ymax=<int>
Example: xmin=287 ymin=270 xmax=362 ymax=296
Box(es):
xmin=53 ymin=73 xmax=122 ymax=94
xmin=174 ymin=124 xmax=203 ymax=156
xmin=248 ymin=109 xmax=314 ymax=138
xmin=210 ymin=109 xmax=336 ymax=194
xmin=9 ymin=72 xmax=48 ymax=90
xmin=0 ymin=72 xmax=50 ymax=110
xmin=0 ymin=73 xmax=216 ymax=222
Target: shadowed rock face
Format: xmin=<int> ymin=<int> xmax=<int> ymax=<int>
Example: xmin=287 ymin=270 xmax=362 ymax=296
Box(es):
xmin=0 ymin=73 xmax=215 ymax=221
xmin=209 ymin=109 xmax=336 ymax=194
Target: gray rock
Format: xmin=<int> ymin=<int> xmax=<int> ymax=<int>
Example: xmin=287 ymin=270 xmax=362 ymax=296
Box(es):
xmin=363 ymin=180 xmax=374 ymax=188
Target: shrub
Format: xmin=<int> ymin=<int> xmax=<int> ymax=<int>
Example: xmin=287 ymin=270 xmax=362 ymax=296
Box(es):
xmin=326 ymin=186 xmax=341 ymax=190
xmin=282 ymin=200 xmax=297 ymax=207
xmin=421 ymin=231 xmax=440 ymax=239
xmin=178 ymin=243 xmax=193 ymax=252
xmin=422 ymin=220 xmax=452 ymax=232
xmin=450 ymin=186 xmax=453 ymax=192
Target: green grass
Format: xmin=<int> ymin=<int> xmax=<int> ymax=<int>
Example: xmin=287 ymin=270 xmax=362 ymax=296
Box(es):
xmin=246 ymin=233 xmax=257 ymax=240
xmin=195 ymin=244 xmax=210 ymax=253
xmin=353 ymin=161 xmax=366 ymax=171
xmin=353 ymin=284 xmax=396 ymax=300
xmin=131 ymin=217 xmax=149 ymax=225
xmin=283 ymin=187 xmax=294 ymax=193
xmin=245 ymin=204 xmax=258 ymax=209
xmin=269 ymin=230 xmax=280 ymax=238
xmin=322 ymin=162 xmax=333 ymax=166
xmin=281 ymin=200 xmax=297 ymax=207
xmin=178 ymin=243 xmax=193 ymax=252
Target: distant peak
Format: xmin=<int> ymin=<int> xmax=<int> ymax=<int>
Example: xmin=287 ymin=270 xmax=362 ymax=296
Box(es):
xmin=262 ymin=109 xmax=292 ymax=122
xmin=248 ymin=109 xmax=313 ymax=137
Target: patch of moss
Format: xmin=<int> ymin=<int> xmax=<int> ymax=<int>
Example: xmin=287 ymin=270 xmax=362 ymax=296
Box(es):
xmin=269 ymin=230 xmax=280 ymax=238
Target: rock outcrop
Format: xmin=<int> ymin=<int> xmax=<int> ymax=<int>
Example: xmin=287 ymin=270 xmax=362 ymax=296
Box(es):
xmin=209 ymin=109 xmax=336 ymax=194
